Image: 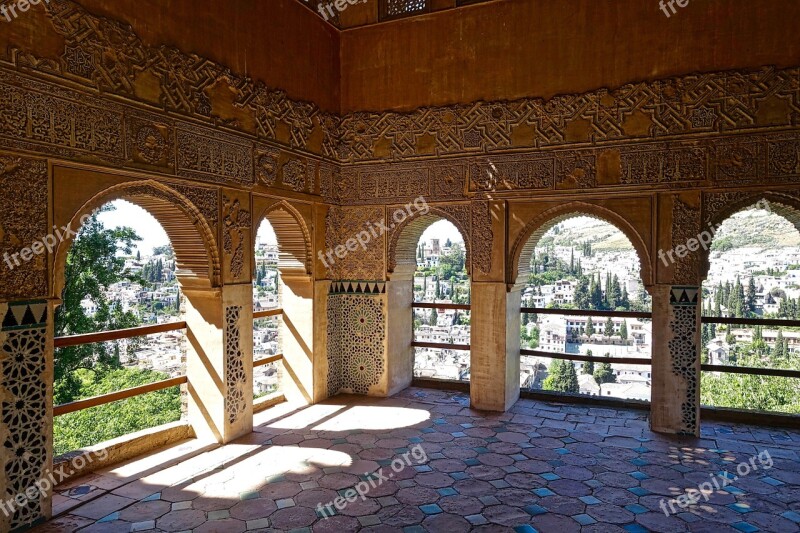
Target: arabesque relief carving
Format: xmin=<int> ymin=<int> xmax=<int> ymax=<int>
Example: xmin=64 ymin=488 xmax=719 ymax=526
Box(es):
xmin=0 ymin=0 xmax=797 ymax=207
xmin=0 ymin=157 xmax=49 ymax=300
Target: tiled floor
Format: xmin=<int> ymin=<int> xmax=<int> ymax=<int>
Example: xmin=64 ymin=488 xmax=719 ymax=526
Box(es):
xmin=36 ymin=388 xmax=800 ymax=532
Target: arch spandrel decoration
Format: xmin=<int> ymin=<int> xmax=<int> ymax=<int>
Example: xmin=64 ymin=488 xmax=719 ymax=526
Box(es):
xmin=53 ymin=180 xmax=222 ymax=296
xmin=510 ymin=202 xmax=653 ymax=288
xmin=253 ymin=199 xmax=314 ymax=278
xmin=701 ymin=190 xmax=800 ymax=280
xmin=387 ymin=205 xmax=472 ymax=277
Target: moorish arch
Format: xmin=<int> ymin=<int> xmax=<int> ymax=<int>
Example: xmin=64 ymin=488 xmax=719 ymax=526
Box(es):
xmin=53 ymin=180 xmax=222 ymax=296
xmin=252 ymin=199 xmax=313 ymax=277
xmin=388 ymin=206 xmax=472 ymax=277
xmin=510 ymin=201 xmax=654 ymax=288
xmin=701 ymin=191 xmax=800 ymax=279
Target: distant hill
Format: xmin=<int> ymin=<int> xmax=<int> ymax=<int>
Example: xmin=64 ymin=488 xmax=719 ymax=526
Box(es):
xmin=538 ymin=212 xmax=800 ymax=255
xmin=540 ymin=217 xmax=636 ymax=252
xmin=711 ymin=211 xmax=800 ymax=251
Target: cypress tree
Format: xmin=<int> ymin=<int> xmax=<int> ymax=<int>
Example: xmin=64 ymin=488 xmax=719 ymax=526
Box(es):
xmin=604 ymin=317 xmax=615 ymax=337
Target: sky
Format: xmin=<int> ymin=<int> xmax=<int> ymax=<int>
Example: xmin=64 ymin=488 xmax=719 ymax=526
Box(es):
xmin=419 ymin=220 xmax=464 ymax=245
xmin=98 ymin=201 xmax=465 ymax=255
xmin=98 ymin=200 xmax=169 ymax=256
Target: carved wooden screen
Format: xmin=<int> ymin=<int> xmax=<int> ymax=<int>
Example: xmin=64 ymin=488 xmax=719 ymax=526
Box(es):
xmin=380 ymin=0 xmax=429 ymax=20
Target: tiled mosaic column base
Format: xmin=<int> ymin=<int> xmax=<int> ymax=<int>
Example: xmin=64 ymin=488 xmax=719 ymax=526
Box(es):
xmin=0 ymin=300 xmax=50 ymax=532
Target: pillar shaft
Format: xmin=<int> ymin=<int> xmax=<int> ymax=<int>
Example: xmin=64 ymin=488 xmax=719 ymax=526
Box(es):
xmin=470 ymin=282 xmax=520 ymax=411
xmin=650 ymin=285 xmax=701 ymax=435
xmin=184 ymin=285 xmax=253 ymax=444
xmin=385 ymin=276 xmax=414 ymax=396
xmin=280 ymin=275 xmax=318 ymax=404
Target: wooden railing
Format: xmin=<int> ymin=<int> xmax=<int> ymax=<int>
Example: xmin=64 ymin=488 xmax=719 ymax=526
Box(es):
xmin=53 ymin=308 xmax=289 ymax=417
xmin=53 ymin=376 xmax=187 ymax=416
xmin=54 ymin=321 xmax=187 ymax=348
xmin=700 ymin=315 xmax=800 ymax=379
xmin=520 ymin=307 xmax=653 ymax=366
xmin=54 ymin=322 xmax=189 ymax=416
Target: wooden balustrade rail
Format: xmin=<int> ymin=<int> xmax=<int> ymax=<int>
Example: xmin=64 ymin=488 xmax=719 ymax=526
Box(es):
xmin=54 ymin=322 xmax=187 ymax=348
xmin=54 ymin=376 xmax=187 ymax=416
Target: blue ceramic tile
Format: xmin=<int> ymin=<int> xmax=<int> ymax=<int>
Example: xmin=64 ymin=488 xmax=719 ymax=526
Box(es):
xmin=627 ymin=487 xmax=650 ymax=497
xmin=540 ymin=472 xmax=560 ymax=481
xmin=451 ymin=432 xmax=467 ymax=438
xmin=731 ymin=522 xmax=759 ymax=533
xmin=524 ymin=504 xmax=547 ymax=516
xmin=630 ymin=471 xmax=648 ymax=480
xmin=630 ymin=458 xmax=648 ymax=466
xmin=465 ymin=458 xmax=480 ymax=466
xmin=625 ymin=504 xmax=648 ymax=515
xmin=419 ymin=504 xmax=442 ymax=515
xmin=513 ymin=526 xmax=538 ymax=533
xmin=728 ymin=502 xmax=753 ymax=514
xmin=572 ymin=514 xmax=597 ymax=526
xmin=98 ymin=513 xmax=120 ymax=523
xmin=781 ymin=511 xmax=800 ymax=524
xmin=761 ymin=477 xmax=784 ymax=486
xmin=579 ymin=496 xmax=601 ymax=505
xmin=533 ymin=488 xmax=555 ymax=497
xmin=623 ymin=524 xmax=649 ymax=533
xmin=437 ymin=487 xmax=458 ymax=496
xmin=450 ymin=472 xmax=469 ymax=480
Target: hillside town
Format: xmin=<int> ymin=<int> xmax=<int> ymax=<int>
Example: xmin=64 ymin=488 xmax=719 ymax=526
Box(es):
xmin=414 ymin=213 xmax=800 ymax=403
xmin=79 ymin=240 xmax=284 ymax=396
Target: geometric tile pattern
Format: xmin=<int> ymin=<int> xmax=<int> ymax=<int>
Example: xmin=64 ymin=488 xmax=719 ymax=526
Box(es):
xmin=225 ymin=306 xmax=246 ymax=425
xmin=36 ymin=388 xmax=800 ymax=533
xmin=327 ymin=294 xmax=386 ymax=396
xmin=329 ymin=281 xmax=387 ymax=295
xmin=669 ymin=287 xmax=701 ymax=436
xmin=1 ymin=300 xmax=48 ymax=531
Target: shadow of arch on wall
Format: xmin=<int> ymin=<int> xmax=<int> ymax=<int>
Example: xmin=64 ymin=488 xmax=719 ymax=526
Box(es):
xmin=510 ymin=202 xmax=653 ymax=288
xmin=53 ymin=180 xmax=221 ymax=298
xmin=252 ymin=200 xmax=313 ymax=278
xmin=388 ymin=208 xmax=472 ymax=278
xmin=701 ymin=191 xmax=800 ymax=280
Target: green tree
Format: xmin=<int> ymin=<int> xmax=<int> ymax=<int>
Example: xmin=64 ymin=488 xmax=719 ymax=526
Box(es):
xmin=604 ymin=317 xmax=615 ymax=337
xmin=53 ymin=368 xmax=181 ymax=455
xmin=542 ymin=360 xmax=579 ymax=393
xmin=429 ymin=308 xmax=438 ymax=325
xmin=774 ymin=329 xmax=786 ymax=358
xmin=582 ymin=350 xmax=595 ymax=375
xmin=54 ymin=207 xmax=143 ymax=404
xmin=619 ymin=320 xmax=628 ymax=340
xmin=593 ymin=355 xmax=616 ymax=385
xmin=590 ymin=275 xmax=604 ymax=310
xmin=746 ymin=276 xmax=757 ymax=315
xmin=586 ymin=316 xmax=595 ymax=336
xmin=573 ymin=276 xmax=591 ymax=310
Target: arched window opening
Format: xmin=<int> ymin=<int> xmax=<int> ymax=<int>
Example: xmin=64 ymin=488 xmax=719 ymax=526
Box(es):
xmin=253 ymin=219 xmax=283 ymax=400
xmin=412 ymin=220 xmax=471 ymax=382
xmin=702 ymin=205 xmax=800 ymax=415
xmin=519 ymin=216 xmax=652 ymax=402
xmin=54 ymin=200 xmax=185 ymax=456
